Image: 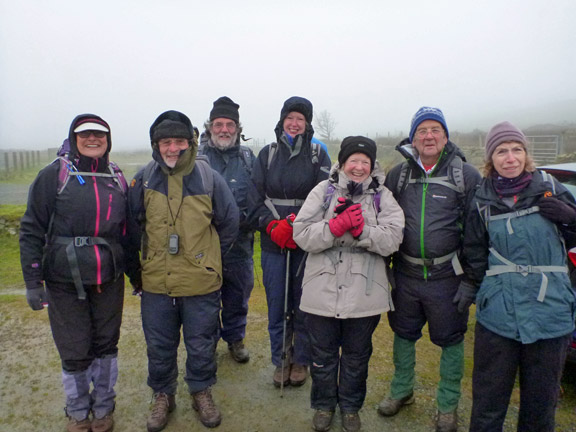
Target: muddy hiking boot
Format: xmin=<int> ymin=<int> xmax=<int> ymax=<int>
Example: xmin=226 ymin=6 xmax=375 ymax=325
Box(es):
xmin=228 ymin=340 xmax=250 ymax=363
xmin=192 ymin=387 xmax=222 ymax=428
xmin=341 ymin=412 xmax=361 ymax=432
xmin=377 ymin=393 xmax=415 ymax=417
xmin=289 ymin=364 xmax=308 ymax=386
xmin=312 ymin=409 xmax=334 ymax=431
xmin=91 ymin=413 xmax=114 ymax=432
xmin=66 ymin=417 xmax=91 ymax=432
xmin=436 ymin=410 xmax=458 ymax=432
xmin=147 ymin=392 xmax=176 ymax=432
xmin=273 ymin=364 xmax=291 ymax=388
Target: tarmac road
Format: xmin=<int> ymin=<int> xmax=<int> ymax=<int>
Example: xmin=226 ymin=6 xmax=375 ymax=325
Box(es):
xmin=0 ymin=183 xmax=29 ymax=204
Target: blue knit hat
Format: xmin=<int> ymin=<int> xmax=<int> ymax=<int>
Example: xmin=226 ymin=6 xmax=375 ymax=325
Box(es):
xmin=409 ymin=106 xmax=449 ymax=142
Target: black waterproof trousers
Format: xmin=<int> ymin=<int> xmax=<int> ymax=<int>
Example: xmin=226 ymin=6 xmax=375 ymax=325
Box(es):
xmin=470 ymin=322 xmax=571 ymax=432
xmin=47 ymin=277 xmax=124 ymax=372
xmin=307 ymin=313 xmax=380 ymax=413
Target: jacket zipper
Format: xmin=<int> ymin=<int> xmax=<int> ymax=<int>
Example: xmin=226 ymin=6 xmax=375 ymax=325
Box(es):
xmin=91 ymin=166 xmax=102 ymax=286
xmin=107 ymin=194 xmax=113 ymax=221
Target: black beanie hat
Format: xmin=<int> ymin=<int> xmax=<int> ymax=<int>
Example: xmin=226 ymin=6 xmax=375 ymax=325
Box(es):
xmin=280 ymin=96 xmax=313 ymax=124
xmin=209 ymin=96 xmax=240 ymax=123
xmin=151 ymin=119 xmax=192 ymax=142
xmin=338 ymin=136 xmax=377 ymax=170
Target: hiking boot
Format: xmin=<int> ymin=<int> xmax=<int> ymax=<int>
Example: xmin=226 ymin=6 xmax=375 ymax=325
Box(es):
xmin=273 ymin=364 xmax=291 ymax=388
xmin=289 ymin=364 xmax=308 ymax=386
xmin=377 ymin=393 xmax=415 ymax=417
xmin=147 ymin=392 xmax=176 ymax=432
xmin=436 ymin=410 xmax=458 ymax=432
xmin=228 ymin=340 xmax=250 ymax=363
xmin=341 ymin=412 xmax=361 ymax=432
xmin=192 ymin=387 xmax=222 ymax=428
xmin=312 ymin=410 xmax=334 ymax=431
xmin=92 ymin=413 xmax=114 ymax=432
xmin=66 ymin=417 xmax=91 ymax=432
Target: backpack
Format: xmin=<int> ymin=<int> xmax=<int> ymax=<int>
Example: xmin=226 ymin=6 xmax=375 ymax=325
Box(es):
xmin=142 ymin=154 xmax=214 ymax=198
xmin=54 ymin=139 xmax=128 ymax=195
xmin=267 ymin=140 xmax=321 ymax=169
xmin=197 ymin=141 xmax=254 ymax=175
xmin=396 ymin=156 xmax=465 ymax=197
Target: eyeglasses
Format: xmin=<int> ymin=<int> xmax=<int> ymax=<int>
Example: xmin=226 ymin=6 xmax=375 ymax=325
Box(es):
xmin=415 ymin=127 xmax=444 ymax=138
xmin=212 ymin=121 xmax=237 ymax=131
xmin=77 ymin=131 xmax=106 ymax=138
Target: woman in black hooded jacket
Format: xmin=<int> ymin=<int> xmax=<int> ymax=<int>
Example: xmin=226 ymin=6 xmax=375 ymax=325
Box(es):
xmin=19 ymin=114 xmax=135 ymax=432
xmin=250 ymin=97 xmax=331 ymax=389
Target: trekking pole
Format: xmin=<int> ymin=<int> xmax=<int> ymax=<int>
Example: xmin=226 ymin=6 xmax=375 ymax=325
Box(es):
xmin=280 ymin=249 xmax=291 ymax=398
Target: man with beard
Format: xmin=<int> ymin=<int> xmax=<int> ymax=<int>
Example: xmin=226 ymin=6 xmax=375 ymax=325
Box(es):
xmin=199 ymin=97 xmax=257 ymax=363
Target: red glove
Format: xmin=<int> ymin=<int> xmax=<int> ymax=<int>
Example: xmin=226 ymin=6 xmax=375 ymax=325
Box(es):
xmin=349 ymin=212 xmax=365 ymax=238
xmin=329 ymin=204 xmax=363 ymax=237
xmin=267 ymin=215 xmax=297 ymax=249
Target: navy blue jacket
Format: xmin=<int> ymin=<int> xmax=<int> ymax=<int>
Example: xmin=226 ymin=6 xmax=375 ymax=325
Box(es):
xmin=199 ymin=138 xmax=257 ymax=263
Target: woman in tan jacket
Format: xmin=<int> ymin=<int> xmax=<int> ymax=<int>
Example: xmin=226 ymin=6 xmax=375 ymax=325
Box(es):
xmin=293 ymin=136 xmax=404 ymax=432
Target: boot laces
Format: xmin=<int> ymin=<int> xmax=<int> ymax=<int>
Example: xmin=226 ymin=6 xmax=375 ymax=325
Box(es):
xmin=150 ymin=393 xmax=170 ymax=420
xmin=195 ymin=389 xmax=217 ymax=416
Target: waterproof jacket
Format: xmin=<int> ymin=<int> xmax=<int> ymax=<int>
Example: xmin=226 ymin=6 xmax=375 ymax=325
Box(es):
xmin=250 ymin=120 xmax=331 ymax=253
xmin=128 ymin=111 xmax=239 ymax=297
xmin=20 ymin=114 xmax=128 ymax=288
xmin=293 ymin=164 xmax=404 ymax=318
xmin=384 ymin=139 xmax=482 ymax=280
xmin=463 ymin=170 xmax=576 ymax=343
xmin=198 ymin=137 xmax=257 ymax=263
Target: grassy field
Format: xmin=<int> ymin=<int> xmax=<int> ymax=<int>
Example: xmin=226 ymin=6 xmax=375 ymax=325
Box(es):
xmin=1 ymin=204 xmax=575 ymax=431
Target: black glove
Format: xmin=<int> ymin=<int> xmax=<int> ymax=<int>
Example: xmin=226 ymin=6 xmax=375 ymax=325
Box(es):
xmin=538 ymin=197 xmax=576 ymax=225
xmin=334 ymin=197 xmax=354 ymax=214
xmin=453 ymin=280 xmax=476 ymax=313
xmin=26 ymin=284 xmax=47 ymax=311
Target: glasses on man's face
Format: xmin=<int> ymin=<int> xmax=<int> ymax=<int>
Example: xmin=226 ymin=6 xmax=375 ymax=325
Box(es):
xmin=415 ymin=127 xmax=443 ymax=138
xmin=77 ymin=131 xmax=106 ymax=138
xmin=212 ymin=121 xmax=236 ymax=132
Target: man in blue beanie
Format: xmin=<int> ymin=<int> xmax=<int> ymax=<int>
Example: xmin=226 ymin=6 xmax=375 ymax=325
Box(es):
xmin=379 ymin=107 xmax=482 ymax=432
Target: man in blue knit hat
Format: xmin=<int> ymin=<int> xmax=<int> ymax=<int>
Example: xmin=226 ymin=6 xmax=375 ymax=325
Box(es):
xmin=379 ymin=107 xmax=482 ymax=432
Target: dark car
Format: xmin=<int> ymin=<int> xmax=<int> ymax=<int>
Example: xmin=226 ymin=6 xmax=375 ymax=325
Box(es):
xmin=540 ymin=163 xmax=576 ymax=364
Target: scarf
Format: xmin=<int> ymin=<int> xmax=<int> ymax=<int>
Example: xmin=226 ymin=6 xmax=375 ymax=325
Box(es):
xmin=491 ymin=171 xmax=532 ymax=197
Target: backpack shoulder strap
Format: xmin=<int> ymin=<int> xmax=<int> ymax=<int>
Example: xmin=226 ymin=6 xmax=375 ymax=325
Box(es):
xmin=311 ymin=141 xmax=320 ymax=164
xmin=540 ymin=170 xmax=556 ymax=195
xmin=108 ymin=161 xmax=128 ymax=194
xmin=142 ymin=160 xmax=157 ymax=189
xmin=450 ymin=156 xmax=465 ymax=195
xmin=239 ymin=145 xmax=254 ymax=174
xmin=195 ymin=156 xmax=214 ymax=198
xmin=322 ymin=182 xmax=337 ymax=211
xmin=56 ymin=156 xmax=72 ymax=195
xmin=396 ymin=162 xmax=410 ymax=196
xmin=267 ymin=142 xmax=278 ymax=170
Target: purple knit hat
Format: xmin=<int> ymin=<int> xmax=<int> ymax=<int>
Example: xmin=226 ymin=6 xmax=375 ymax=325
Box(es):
xmin=485 ymin=121 xmax=527 ymax=160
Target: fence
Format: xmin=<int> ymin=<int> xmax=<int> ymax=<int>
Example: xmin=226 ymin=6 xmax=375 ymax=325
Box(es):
xmin=0 ymin=149 xmax=55 ymax=173
xmin=526 ymin=135 xmax=560 ymax=164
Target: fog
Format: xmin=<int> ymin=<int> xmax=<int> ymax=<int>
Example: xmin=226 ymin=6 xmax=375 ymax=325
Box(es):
xmin=1 ymin=0 xmax=575 ymax=151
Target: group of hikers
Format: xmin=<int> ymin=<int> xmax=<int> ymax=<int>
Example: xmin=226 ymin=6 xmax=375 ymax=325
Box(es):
xmin=19 ymin=97 xmax=576 ymax=432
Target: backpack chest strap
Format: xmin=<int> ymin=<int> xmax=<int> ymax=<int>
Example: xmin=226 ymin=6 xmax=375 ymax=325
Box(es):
xmin=486 ymin=247 xmax=567 ymax=302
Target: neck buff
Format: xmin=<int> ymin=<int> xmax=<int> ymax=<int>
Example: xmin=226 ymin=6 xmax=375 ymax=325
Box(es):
xmin=491 ymin=171 xmax=532 ymax=197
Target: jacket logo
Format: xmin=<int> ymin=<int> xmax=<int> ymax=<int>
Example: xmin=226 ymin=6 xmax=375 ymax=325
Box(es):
xmin=432 ymin=194 xmax=447 ymax=199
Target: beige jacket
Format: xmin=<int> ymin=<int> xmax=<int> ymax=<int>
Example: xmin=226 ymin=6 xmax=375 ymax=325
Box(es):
xmin=293 ymin=164 xmax=404 ymax=318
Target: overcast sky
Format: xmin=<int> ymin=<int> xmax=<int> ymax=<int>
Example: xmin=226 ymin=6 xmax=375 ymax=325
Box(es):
xmin=1 ymin=0 xmax=575 ymax=151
